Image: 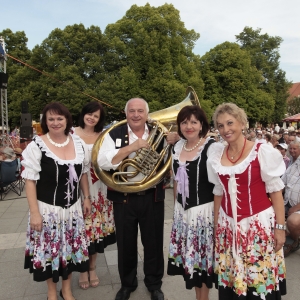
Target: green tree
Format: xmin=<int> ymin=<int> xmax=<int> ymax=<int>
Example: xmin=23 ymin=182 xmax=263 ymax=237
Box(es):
xmin=103 ymin=3 xmax=208 ymax=120
xmin=0 ymin=29 xmax=31 ymax=76
xmin=200 ymin=42 xmax=274 ymax=125
xmin=287 ymin=97 xmax=300 ymax=116
xmin=6 ymin=24 xmax=112 ymax=125
xmin=0 ymin=29 xmax=32 ymax=127
xmin=235 ymin=27 xmax=291 ymax=123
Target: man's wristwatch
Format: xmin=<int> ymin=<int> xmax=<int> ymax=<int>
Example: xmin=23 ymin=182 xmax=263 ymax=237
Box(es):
xmin=275 ymin=223 xmax=286 ymax=230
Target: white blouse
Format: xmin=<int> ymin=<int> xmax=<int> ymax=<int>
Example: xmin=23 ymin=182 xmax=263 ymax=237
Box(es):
xmin=207 ymin=141 xmax=285 ymax=196
xmin=21 ymin=134 xmax=89 ymax=181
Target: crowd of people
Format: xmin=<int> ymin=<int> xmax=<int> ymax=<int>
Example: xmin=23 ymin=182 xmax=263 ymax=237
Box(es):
xmin=16 ymin=99 xmax=299 ymax=300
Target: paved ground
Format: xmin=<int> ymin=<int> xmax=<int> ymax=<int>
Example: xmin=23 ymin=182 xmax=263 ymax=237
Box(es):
xmin=0 ymin=188 xmax=299 ymax=300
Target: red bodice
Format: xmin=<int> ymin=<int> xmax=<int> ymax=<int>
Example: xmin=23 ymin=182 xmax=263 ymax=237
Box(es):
xmin=218 ymin=144 xmax=272 ymax=222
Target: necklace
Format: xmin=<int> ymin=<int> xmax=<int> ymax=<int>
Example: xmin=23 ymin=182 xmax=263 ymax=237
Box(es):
xmin=183 ymin=138 xmax=203 ymax=152
xmin=226 ymin=138 xmax=247 ymax=163
xmin=229 ymin=147 xmax=243 ymax=159
xmin=81 ymin=127 xmax=97 ymax=137
xmin=46 ymin=133 xmax=70 ymax=148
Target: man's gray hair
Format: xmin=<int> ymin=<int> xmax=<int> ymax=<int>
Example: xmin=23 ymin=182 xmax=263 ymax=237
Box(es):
xmin=289 ymin=140 xmax=300 ymax=148
xmin=124 ymin=98 xmax=149 ymax=116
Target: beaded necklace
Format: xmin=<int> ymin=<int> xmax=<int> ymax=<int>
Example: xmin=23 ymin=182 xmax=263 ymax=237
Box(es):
xmin=226 ymin=138 xmax=247 ymax=163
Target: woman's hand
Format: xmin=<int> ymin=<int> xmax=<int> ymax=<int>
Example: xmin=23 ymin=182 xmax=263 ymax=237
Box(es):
xmin=83 ymin=198 xmax=92 ymax=216
xmin=30 ymin=211 xmax=43 ymax=232
xmin=274 ymin=228 xmax=286 ymax=252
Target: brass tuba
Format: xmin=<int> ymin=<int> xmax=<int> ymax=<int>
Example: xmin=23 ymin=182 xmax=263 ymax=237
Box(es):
xmin=91 ymin=86 xmax=200 ymax=193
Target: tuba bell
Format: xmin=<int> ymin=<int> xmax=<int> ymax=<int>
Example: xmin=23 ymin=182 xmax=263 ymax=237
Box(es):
xmin=91 ymin=86 xmax=200 ymax=193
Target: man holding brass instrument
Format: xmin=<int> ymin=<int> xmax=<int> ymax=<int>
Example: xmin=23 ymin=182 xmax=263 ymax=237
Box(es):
xmin=98 ymin=98 xmax=177 ymax=300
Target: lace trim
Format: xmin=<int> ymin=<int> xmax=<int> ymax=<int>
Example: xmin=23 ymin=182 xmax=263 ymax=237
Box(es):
xmin=173 ymin=137 xmax=213 ymax=161
xmin=265 ymin=177 xmax=285 ymax=193
xmin=34 ymin=134 xmax=85 ymax=166
xmin=21 ymin=169 xmax=40 ymax=181
xmin=210 ymin=140 xmax=259 ymax=176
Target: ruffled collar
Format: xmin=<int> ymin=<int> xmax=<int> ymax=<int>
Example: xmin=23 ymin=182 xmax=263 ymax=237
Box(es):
xmin=34 ymin=134 xmax=85 ymax=166
xmin=209 ymin=140 xmax=259 ymax=176
xmin=173 ymin=137 xmax=213 ymax=162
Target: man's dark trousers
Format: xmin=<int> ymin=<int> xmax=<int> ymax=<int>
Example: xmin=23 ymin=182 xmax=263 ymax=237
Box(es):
xmin=113 ymin=191 xmax=164 ymax=291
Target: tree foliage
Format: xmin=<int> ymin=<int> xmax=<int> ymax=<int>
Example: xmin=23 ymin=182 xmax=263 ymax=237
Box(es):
xmin=3 ymin=24 xmax=112 ymax=125
xmin=235 ymin=27 xmax=291 ymax=123
xmin=287 ymin=97 xmax=300 ymax=116
xmin=0 ymin=29 xmax=32 ymax=127
xmin=0 ymin=10 xmax=292 ymax=128
xmin=103 ymin=3 xmax=208 ymax=119
xmin=200 ymin=42 xmax=274 ymax=125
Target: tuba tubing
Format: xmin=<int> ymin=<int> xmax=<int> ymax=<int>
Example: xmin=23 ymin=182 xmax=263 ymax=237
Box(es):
xmin=91 ymin=86 xmax=200 ymax=193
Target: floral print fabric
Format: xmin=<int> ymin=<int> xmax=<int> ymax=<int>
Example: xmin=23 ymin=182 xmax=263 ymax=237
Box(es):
xmin=168 ymin=201 xmax=215 ymax=289
xmin=84 ymin=164 xmax=116 ymax=253
xmin=24 ymin=199 xmax=89 ymax=282
xmin=215 ymin=206 xmax=286 ymax=299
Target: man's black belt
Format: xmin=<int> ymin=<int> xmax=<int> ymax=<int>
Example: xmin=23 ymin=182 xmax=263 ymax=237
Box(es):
xmin=130 ymin=188 xmax=155 ymax=196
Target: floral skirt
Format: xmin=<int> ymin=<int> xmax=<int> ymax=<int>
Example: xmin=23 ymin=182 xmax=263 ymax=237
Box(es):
xmin=215 ymin=206 xmax=287 ymax=299
xmin=167 ymin=201 xmax=215 ymax=289
xmin=84 ymin=170 xmax=116 ymax=254
xmin=24 ymin=199 xmax=89 ymax=282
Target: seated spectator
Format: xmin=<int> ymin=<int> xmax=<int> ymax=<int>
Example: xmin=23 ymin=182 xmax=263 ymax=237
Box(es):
xmin=14 ymin=148 xmax=23 ymax=155
xmin=276 ymin=143 xmax=290 ymax=168
xmin=0 ymin=147 xmax=16 ymax=161
xmin=281 ymin=141 xmax=300 ymax=256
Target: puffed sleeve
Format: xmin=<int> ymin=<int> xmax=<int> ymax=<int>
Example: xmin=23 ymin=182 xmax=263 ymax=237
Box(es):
xmin=21 ymin=141 xmax=42 ymax=180
xmin=258 ymin=144 xmax=285 ymax=193
xmin=207 ymin=142 xmax=224 ymax=196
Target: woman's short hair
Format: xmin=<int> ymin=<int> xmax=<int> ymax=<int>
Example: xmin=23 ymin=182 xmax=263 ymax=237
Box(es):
xmin=78 ymin=102 xmax=106 ymax=132
xmin=212 ymin=103 xmax=248 ymax=129
xmin=176 ymin=106 xmax=209 ymax=139
xmin=41 ymin=102 xmax=72 ymax=135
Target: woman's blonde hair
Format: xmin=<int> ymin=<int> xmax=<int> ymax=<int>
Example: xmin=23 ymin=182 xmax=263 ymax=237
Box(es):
xmin=212 ymin=103 xmax=248 ymax=129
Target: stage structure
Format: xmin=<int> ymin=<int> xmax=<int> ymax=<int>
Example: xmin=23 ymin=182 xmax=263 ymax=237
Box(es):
xmin=0 ymin=36 xmax=9 ymax=147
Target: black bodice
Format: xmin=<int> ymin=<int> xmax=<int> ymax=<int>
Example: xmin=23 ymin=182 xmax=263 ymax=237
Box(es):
xmin=34 ymin=140 xmax=83 ymax=208
xmin=173 ymin=139 xmax=215 ymax=210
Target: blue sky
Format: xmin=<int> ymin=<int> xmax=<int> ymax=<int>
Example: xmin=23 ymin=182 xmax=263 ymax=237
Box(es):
xmin=1 ymin=0 xmax=299 ymax=83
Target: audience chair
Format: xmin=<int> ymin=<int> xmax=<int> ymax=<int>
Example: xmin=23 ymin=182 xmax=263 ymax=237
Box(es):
xmin=0 ymin=159 xmax=22 ymax=200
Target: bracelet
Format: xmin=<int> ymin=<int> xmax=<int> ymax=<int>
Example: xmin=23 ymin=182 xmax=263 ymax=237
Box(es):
xmin=214 ymin=224 xmax=218 ymax=227
xmin=275 ymin=223 xmax=286 ymax=230
xmin=84 ymin=195 xmax=91 ymax=200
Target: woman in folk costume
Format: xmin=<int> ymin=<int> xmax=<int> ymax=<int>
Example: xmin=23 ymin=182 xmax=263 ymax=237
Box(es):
xmin=207 ymin=103 xmax=286 ymax=299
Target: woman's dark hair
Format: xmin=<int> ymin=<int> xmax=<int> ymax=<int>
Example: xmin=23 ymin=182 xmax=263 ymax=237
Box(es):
xmin=177 ymin=106 xmax=209 ymax=139
xmin=265 ymin=133 xmax=271 ymax=142
xmin=78 ymin=102 xmax=106 ymax=133
xmin=40 ymin=102 xmax=73 ymax=135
